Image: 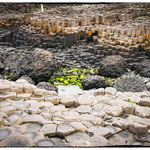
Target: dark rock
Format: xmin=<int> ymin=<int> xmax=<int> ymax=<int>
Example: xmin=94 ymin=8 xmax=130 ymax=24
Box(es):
xmin=81 ymin=75 xmax=108 ymax=90
xmin=37 ymin=82 xmax=58 ymax=93
xmin=113 ymin=77 xmax=147 ymax=92
xmin=1 ymin=48 xmax=28 ymax=74
xmin=0 ymin=61 xmax=4 ymax=72
xmin=19 ymin=75 xmax=35 ymax=85
xmin=0 ymin=135 xmax=32 ymax=147
xmin=98 ymin=55 xmax=127 ymax=78
xmin=135 ymin=59 xmax=150 ymax=78
xmin=14 ymin=48 xmax=56 ymax=84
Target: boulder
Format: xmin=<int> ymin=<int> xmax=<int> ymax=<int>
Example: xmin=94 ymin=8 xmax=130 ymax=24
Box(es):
xmin=81 ymin=75 xmax=108 ymax=90
xmin=19 ymin=75 xmax=35 ymax=85
xmin=13 ymin=48 xmax=56 ymax=84
xmin=135 ymin=59 xmax=150 ymax=78
xmin=98 ymin=55 xmax=127 ymax=78
xmin=113 ymin=78 xmax=147 ymax=92
xmin=1 ymin=48 xmax=28 ymax=74
xmin=37 ymin=82 xmax=58 ymax=93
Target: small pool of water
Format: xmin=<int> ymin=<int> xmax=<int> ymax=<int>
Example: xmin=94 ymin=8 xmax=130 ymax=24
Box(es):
xmin=57 ymin=85 xmax=83 ymax=96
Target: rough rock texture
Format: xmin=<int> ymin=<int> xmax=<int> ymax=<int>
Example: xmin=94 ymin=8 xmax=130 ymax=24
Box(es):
xmin=13 ymin=48 xmax=56 ymax=84
xmin=98 ymin=55 xmax=127 ymax=78
xmin=37 ymin=82 xmax=58 ymax=93
xmin=81 ymin=75 xmax=108 ymax=90
xmin=0 ymin=135 xmax=33 ymax=147
xmin=135 ymin=59 xmax=150 ymax=78
xmin=113 ymin=78 xmax=147 ymax=92
xmin=19 ymin=75 xmax=35 ymax=85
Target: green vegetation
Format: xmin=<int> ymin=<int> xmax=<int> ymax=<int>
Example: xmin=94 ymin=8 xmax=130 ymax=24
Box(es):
xmin=8 ymin=72 xmax=13 ymax=80
xmin=128 ymin=100 xmax=136 ymax=104
xmin=105 ymin=77 xmax=121 ymax=86
xmin=48 ymin=68 xmax=97 ymax=88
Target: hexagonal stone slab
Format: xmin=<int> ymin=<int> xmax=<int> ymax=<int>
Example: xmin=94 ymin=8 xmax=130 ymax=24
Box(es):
xmin=139 ymin=97 xmax=150 ymax=107
xmin=56 ymin=124 xmax=75 ymax=137
xmin=76 ymin=105 xmax=92 ymax=114
xmin=0 ymin=128 xmax=12 ymax=140
xmin=105 ymin=106 xmax=123 ymax=117
xmin=60 ymin=95 xmax=75 ymax=107
xmin=87 ymin=126 xmax=112 ymax=138
xmin=65 ymin=132 xmax=90 ymax=147
xmin=40 ymin=124 xmax=57 ymax=136
xmin=35 ymin=139 xmax=55 ymax=147
xmin=0 ymin=106 xmax=17 ymax=115
xmin=45 ymin=95 xmax=61 ymax=105
xmin=0 ymin=92 xmax=16 ymax=100
xmin=23 ymin=115 xmax=46 ymax=125
xmin=128 ymin=122 xmax=148 ymax=134
xmin=69 ymin=122 xmax=87 ymax=132
xmin=135 ymin=106 xmax=150 ymax=118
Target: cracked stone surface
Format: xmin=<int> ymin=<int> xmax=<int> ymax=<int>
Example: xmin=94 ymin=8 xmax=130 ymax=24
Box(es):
xmin=0 ymin=79 xmax=150 ymax=147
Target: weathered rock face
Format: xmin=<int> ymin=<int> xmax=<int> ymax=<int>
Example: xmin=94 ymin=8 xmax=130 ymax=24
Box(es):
xmin=14 ymin=48 xmax=56 ymax=83
xmin=113 ymin=78 xmax=147 ymax=92
xmin=1 ymin=48 xmax=28 ymax=75
xmin=98 ymin=55 xmax=127 ymax=78
xmin=135 ymin=59 xmax=150 ymax=78
xmin=81 ymin=75 xmax=108 ymax=90
xmin=19 ymin=75 xmax=35 ymax=85
xmin=37 ymin=82 xmax=58 ymax=93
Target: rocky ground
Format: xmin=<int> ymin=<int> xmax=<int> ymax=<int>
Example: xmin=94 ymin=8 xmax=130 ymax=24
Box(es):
xmin=0 ymin=3 xmax=150 ymax=147
xmin=0 ymin=79 xmax=150 ymax=147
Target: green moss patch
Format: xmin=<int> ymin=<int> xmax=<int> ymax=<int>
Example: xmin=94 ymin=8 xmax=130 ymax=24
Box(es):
xmin=48 ymin=68 xmax=97 ymax=88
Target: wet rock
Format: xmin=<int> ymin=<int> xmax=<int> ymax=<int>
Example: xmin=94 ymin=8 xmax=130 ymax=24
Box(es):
xmin=56 ymin=124 xmax=75 ymax=137
xmin=40 ymin=124 xmax=57 ymax=136
xmin=98 ymin=55 xmax=127 ymax=78
xmin=69 ymin=122 xmax=87 ymax=132
xmin=128 ymin=122 xmax=148 ymax=134
xmin=135 ymin=106 xmax=150 ymax=118
xmin=0 ymin=135 xmax=33 ymax=147
xmin=60 ymin=95 xmax=75 ymax=107
xmin=135 ymin=133 xmax=150 ymax=142
xmin=105 ymin=106 xmax=123 ymax=117
xmin=113 ymin=77 xmax=147 ymax=92
xmin=87 ymin=126 xmax=112 ymax=138
xmin=37 ymin=82 xmax=58 ymax=93
xmin=81 ymin=75 xmax=108 ymax=90
xmin=14 ymin=48 xmax=56 ymax=83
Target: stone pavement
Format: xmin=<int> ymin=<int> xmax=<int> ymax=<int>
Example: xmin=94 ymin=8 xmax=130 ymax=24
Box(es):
xmin=0 ymin=79 xmax=150 ymax=147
